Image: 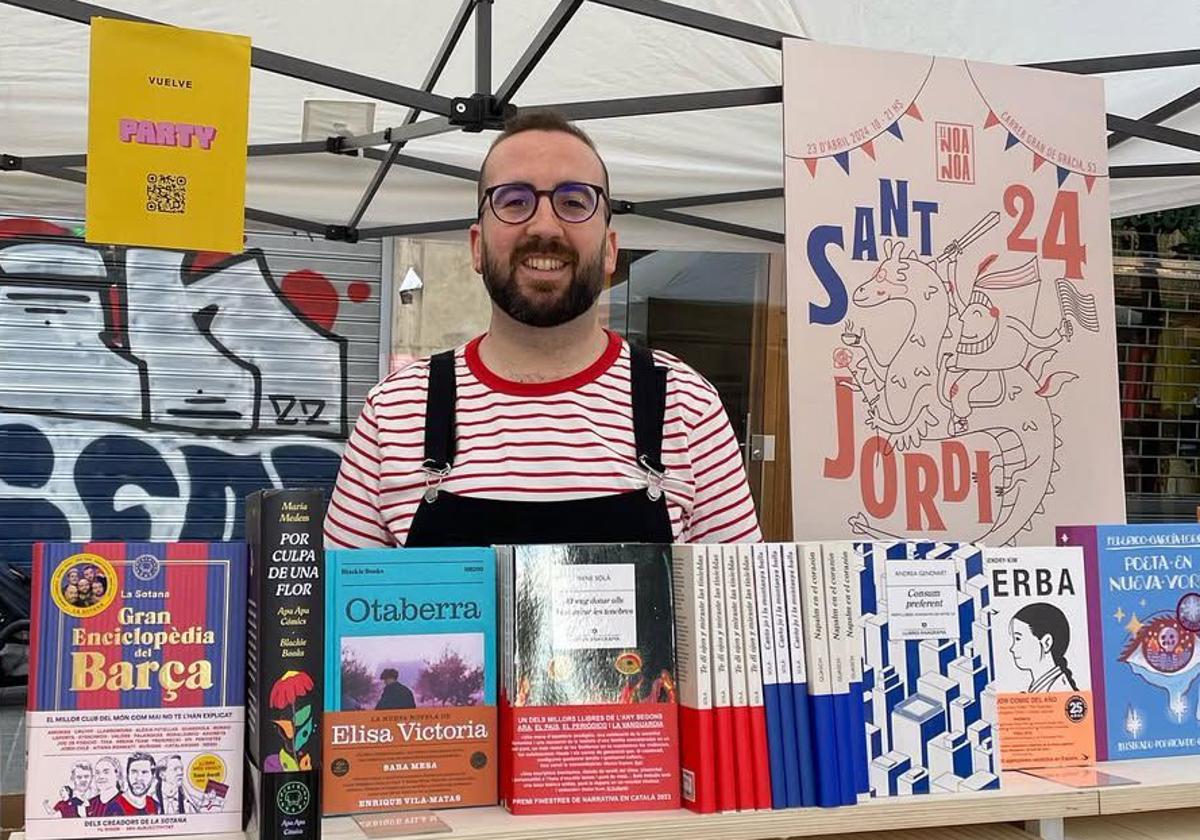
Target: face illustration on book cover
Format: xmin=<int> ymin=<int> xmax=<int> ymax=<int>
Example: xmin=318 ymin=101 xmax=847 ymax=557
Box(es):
xmin=1008 ymin=602 xmax=1079 ymax=693
xmin=1117 ymin=600 xmax=1200 ymax=732
xmin=41 ymin=753 xmax=229 ymax=819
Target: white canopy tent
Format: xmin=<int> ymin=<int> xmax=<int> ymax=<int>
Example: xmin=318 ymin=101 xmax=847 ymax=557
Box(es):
xmin=2 ymin=0 xmax=1200 ymax=251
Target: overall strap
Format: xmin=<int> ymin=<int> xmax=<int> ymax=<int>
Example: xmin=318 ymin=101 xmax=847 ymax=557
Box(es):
xmin=629 ymin=342 xmax=668 ymax=475
xmin=422 ymin=349 xmax=457 ymax=473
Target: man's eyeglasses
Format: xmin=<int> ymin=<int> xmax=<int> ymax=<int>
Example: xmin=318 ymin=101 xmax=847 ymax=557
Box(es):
xmin=478 ymin=181 xmax=609 ymax=225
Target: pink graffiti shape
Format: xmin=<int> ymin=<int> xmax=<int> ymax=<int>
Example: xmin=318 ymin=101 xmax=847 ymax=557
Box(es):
xmin=281 ymin=269 xmax=339 ymax=331
xmin=0 ymin=218 xmax=70 ymax=239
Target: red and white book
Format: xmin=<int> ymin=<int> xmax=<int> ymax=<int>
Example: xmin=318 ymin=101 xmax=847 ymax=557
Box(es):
xmin=671 ymin=544 xmax=717 ymax=813
xmin=706 ymin=543 xmax=737 ymax=812
xmin=722 ymin=544 xmax=755 ymax=811
xmin=737 ymin=544 xmax=773 ymax=810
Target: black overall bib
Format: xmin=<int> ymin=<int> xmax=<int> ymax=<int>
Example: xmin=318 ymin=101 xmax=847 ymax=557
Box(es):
xmin=405 ymin=343 xmax=674 ymax=547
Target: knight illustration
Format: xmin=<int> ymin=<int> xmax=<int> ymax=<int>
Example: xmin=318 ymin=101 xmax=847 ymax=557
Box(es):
xmin=837 ymin=211 xmax=1100 ymax=545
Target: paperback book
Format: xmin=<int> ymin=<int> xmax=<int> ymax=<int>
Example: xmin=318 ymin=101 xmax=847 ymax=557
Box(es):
xmin=499 ymin=543 xmax=679 ymax=815
xmin=1059 ymin=524 xmax=1200 ymax=761
xmin=25 ymin=541 xmax=246 ymax=839
xmin=323 ymin=547 xmax=497 ymax=814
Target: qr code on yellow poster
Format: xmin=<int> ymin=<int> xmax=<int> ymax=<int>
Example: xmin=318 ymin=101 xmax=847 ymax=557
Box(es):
xmin=146 ymin=173 xmax=187 ymax=214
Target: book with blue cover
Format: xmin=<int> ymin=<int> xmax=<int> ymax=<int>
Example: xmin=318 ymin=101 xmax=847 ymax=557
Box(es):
xmin=25 ymin=541 xmax=246 ymax=839
xmin=774 ymin=543 xmax=815 ymax=806
xmin=323 ymin=547 xmax=497 ymax=815
xmin=793 ymin=542 xmax=840 ymax=807
xmin=855 ymin=541 xmax=998 ymax=797
xmin=1058 ymin=524 xmax=1200 ymax=761
xmin=750 ymin=544 xmax=791 ymax=808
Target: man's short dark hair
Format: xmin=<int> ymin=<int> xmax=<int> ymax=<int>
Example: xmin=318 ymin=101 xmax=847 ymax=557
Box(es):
xmin=126 ymin=752 xmax=154 ymax=775
xmin=478 ymin=109 xmax=610 ymax=202
xmin=380 ymin=668 xmax=398 ymax=681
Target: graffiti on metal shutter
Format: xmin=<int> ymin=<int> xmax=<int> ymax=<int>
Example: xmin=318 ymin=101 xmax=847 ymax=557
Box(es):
xmin=0 ymin=218 xmax=377 ymax=562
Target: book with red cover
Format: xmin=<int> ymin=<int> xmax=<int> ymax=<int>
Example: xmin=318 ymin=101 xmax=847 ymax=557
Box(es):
xmin=736 ymin=545 xmax=773 ymax=809
xmin=671 ymin=545 xmax=717 ymax=813
xmin=722 ymin=545 xmax=756 ymax=810
xmin=706 ymin=543 xmax=737 ymax=811
xmin=498 ymin=544 xmax=679 ymax=815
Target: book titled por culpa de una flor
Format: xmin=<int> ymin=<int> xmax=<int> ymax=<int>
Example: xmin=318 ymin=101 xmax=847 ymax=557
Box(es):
xmin=323 ymin=547 xmax=497 ymax=815
xmin=25 ymin=541 xmax=246 ymax=839
xmin=499 ymin=543 xmax=680 ymax=815
xmin=245 ymin=489 xmax=325 ymax=840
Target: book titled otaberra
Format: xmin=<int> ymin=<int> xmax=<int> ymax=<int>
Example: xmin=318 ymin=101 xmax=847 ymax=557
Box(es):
xmin=324 ymin=548 xmax=497 ymax=815
xmin=499 ymin=544 xmax=679 ymax=815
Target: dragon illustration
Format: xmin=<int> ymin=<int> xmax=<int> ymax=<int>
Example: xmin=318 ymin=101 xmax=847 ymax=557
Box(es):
xmin=838 ymin=216 xmax=1098 ymax=545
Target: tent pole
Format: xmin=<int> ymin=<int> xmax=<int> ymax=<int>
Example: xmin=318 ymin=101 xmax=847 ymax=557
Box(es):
xmin=585 ymin=0 xmax=793 ymax=49
xmin=496 ymin=0 xmax=584 ymax=103
xmin=630 ymin=205 xmax=784 ymax=244
xmin=1111 ymin=163 xmax=1200 ymax=178
xmin=0 ymin=0 xmax=455 ymax=114
xmin=635 ymin=188 xmax=784 ymax=211
xmin=1028 ymin=48 xmax=1200 ymax=75
xmin=546 ymin=86 xmax=781 ymax=121
xmin=1109 ymin=84 xmax=1200 ymax=150
xmin=476 ymin=0 xmax=493 ymax=95
xmin=1107 ymin=115 xmax=1200 ymax=154
xmin=357 ymin=218 xmax=477 ymax=238
xmin=362 ymin=148 xmax=480 ymax=182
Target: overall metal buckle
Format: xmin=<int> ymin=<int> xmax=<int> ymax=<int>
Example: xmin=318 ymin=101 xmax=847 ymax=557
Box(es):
xmin=639 ymin=454 xmax=665 ymax=502
xmin=421 ymin=459 xmax=451 ymax=503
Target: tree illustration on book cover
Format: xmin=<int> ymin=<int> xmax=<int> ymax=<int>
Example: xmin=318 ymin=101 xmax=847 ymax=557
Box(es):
xmin=266 ymin=670 xmax=316 ymax=772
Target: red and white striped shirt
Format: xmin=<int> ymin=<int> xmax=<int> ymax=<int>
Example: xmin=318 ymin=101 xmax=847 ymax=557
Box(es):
xmin=324 ymin=330 xmax=762 ymax=548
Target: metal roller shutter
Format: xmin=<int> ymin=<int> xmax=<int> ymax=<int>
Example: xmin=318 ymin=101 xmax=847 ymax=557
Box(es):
xmin=0 ymin=216 xmax=385 ymax=567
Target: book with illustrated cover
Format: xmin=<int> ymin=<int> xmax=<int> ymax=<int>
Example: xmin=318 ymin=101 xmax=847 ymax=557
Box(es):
xmin=244 ymin=489 xmax=325 ymax=840
xmin=671 ymin=545 xmax=716 ymax=813
xmin=498 ymin=543 xmax=679 ymax=815
xmin=1058 ymin=524 xmax=1200 ymax=761
xmin=855 ymin=541 xmax=998 ymax=797
xmin=25 ymin=541 xmax=246 ymax=839
xmin=983 ymin=546 xmax=1096 ymax=769
xmin=323 ymin=547 xmax=497 ymax=815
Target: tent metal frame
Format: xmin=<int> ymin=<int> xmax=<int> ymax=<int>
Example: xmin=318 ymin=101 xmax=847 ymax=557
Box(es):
xmin=3 ymin=0 xmax=1200 ymax=246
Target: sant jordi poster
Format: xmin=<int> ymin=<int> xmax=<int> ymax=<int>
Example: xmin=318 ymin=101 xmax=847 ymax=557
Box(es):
xmin=783 ymin=40 xmax=1125 ymax=546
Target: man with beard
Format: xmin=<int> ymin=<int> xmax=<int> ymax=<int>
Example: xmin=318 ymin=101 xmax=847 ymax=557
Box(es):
xmin=86 ymin=756 xmax=122 ymax=816
xmin=104 ymin=753 xmax=160 ymax=816
xmin=156 ymin=754 xmax=188 ymax=814
xmin=325 ymin=110 xmax=760 ymax=549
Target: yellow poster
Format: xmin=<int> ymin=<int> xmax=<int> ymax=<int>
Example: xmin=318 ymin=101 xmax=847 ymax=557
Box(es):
xmin=86 ymin=17 xmax=250 ymax=252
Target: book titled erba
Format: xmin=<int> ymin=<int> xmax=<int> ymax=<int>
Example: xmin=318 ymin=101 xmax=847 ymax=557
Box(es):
xmin=1059 ymin=523 xmax=1200 ymax=761
xmin=499 ymin=544 xmax=680 ymax=815
xmin=323 ymin=547 xmax=497 ymax=815
xmin=25 ymin=542 xmax=246 ymax=840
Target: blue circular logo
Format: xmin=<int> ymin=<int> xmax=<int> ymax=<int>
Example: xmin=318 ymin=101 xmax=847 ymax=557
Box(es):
xmin=132 ymin=553 xmax=161 ymax=582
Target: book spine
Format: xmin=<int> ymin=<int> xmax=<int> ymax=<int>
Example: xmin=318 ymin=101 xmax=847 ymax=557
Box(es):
xmin=247 ymin=489 xmax=324 ymax=840
xmin=1060 ymin=525 xmax=1108 ymax=761
xmin=823 ymin=543 xmax=856 ymax=805
xmin=776 ymin=543 xmax=813 ymax=807
xmin=671 ymin=545 xmax=718 ymax=814
xmin=722 ymin=544 xmax=755 ymax=811
xmin=794 ymin=542 xmax=840 ymax=807
xmin=752 ymin=544 xmax=790 ymax=809
xmin=834 ymin=542 xmax=869 ymax=797
xmin=738 ymin=544 xmax=772 ymax=811
xmin=27 ymin=542 xmax=45 ymax=710
xmin=498 ymin=545 xmax=515 ymax=810
xmin=706 ymin=544 xmax=737 ymax=812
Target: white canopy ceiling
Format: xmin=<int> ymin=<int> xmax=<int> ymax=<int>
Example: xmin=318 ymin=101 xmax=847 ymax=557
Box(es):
xmin=2 ymin=0 xmax=1200 ymax=251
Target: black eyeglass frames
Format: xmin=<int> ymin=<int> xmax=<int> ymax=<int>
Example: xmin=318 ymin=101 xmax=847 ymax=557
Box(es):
xmin=478 ymin=181 xmax=610 ymax=225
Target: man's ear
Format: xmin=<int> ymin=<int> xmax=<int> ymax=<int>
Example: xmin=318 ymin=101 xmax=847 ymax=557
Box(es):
xmin=604 ymin=226 xmax=618 ymax=277
xmin=469 ymin=223 xmax=483 ymax=274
